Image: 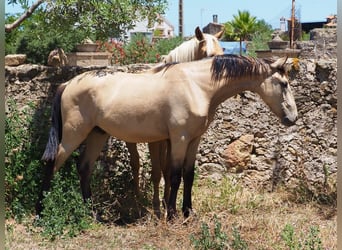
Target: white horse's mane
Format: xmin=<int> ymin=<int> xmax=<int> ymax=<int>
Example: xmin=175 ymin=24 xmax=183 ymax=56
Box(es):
xmin=163 ymin=38 xmax=200 ymax=63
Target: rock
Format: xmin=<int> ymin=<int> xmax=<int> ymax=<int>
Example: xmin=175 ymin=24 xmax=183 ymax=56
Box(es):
xmin=5 ymin=54 xmax=27 ymax=66
xmin=221 ymin=134 xmax=254 ymax=173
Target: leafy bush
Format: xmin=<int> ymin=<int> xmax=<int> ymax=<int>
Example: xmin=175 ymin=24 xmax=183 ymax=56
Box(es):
xmin=99 ymin=35 xmax=184 ymax=65
xmin=5 ymin=101 xmax=48 ymax=220
xmin=36 ymin=169 xmax=93 ymax=240
xmin=5 ymin=100 xmax=93 ymax=239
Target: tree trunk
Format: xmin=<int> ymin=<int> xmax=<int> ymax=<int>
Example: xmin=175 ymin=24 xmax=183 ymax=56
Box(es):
xmin=239 ymin=37 xmax=242 ymax=55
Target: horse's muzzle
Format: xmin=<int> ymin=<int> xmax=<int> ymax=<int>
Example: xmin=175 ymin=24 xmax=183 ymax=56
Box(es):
xmin=282 ymin=116 xmax=297 ymax=126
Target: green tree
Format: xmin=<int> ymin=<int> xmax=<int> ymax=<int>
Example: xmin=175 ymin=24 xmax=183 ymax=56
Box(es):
xmin=6 ymin=0 xmax=167 ymax=40
xmin=247 ymin=19 xmax=273 ymax=57
xmin=6 ymin=0 xmax=167 ymax=64
xmin=226 ymin=10 xmax=257 ymax=55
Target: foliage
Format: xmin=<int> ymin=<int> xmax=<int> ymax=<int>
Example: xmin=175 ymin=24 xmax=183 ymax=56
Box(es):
xmin=223 ymin=22 xmax=238 ymax=41
xmin=152 ymin=36 xmax=183 ymax=56
xmin=230 ymin=226 xmax=248 ymax=250
xmin=35 ymin=170 xmax=93 ymax=240
xmin=281 ymin=224 xmax=323 ymax=250
xmin=6 ymin=0 xmax=167 ymax=40
xmin=6 ymin=0 xmax=167 ymax=63
xmin=190 ymin=216 xmax=228 ymax=250
xmin=5 ymin=100 xmax=49 ymax=221
xmin=5 ymin=11 xmax=89 ymax=63
xmin=225 ymin=10 xmax=257 ymax=55
xmin=5 ymin=13 xmax=21 ymax=54
xmin=246 ymin=19 xmax=273 ymax=57
xmin=99 ymin=35 xmax=184 ymax=65
xmin=190 ymin=216 xmax=248 ymax=250
xmin=5 ymin=99 xmax=93 ymax=239
xmin=200 ymin=177 xmax=243 ymax=215
xmin=42 ymin=0 xmax=167 ymax=40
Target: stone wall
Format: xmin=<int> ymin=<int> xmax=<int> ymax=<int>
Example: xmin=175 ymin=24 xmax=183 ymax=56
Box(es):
xmin=5 ymin=30 xmax=337 ymax=194
xmin=296 ymin=28 xmax=337 ymax=59
xmin=197 ymin=57 xmax=336 ymax=192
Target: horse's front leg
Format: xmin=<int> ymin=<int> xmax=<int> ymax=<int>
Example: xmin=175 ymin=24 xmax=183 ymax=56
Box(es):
xmin=182 ymin=137 xmax=201 ymax=218
xmin=167 ymin=139 xmax=188 ymax=220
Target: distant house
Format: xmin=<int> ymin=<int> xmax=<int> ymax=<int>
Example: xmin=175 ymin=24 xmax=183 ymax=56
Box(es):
xmin=153 ymin=14 xmax=175 ymax=39
xmin=203 ymin=15 xmax=224 ymax=35
xmin=125 ymin=14 xmax=174 ymax=42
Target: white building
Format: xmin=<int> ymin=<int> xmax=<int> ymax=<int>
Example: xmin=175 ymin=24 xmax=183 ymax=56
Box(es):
xmin=125 ymin=14 xmax=174 ymax=42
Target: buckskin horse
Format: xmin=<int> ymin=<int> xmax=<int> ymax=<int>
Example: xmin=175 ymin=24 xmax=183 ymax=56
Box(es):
xmin=37 ymin=55 xmax=297 ymax=220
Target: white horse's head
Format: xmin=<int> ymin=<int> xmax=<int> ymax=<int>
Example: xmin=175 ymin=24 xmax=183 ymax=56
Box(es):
xmin=162 ymin=27 xmax=224 ymax=63
xmin=194 ymin=26 xmax=224 ymax=59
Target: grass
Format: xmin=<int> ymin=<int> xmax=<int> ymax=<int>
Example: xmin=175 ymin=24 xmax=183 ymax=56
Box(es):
xmin=5 ymin=176 xmax=337 ymax=249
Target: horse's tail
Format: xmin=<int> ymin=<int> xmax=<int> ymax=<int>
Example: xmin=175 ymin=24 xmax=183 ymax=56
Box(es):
xmin=41 ymin=84 xmax=66 ymax=161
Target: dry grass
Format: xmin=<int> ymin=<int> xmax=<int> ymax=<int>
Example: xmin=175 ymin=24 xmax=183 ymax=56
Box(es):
xmin=6 ymin=177 xmax=336 ymax=249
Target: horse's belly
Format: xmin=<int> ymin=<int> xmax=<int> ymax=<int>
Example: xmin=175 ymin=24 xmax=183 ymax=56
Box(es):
xmin=98 ymin=118 xmax=167 ymax=143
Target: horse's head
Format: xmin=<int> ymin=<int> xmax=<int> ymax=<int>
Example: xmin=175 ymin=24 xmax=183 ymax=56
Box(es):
xmin=194 ymin=26 xmax=224 ymax=59
xmin=257 ymin=57 xmax=298 ymax=126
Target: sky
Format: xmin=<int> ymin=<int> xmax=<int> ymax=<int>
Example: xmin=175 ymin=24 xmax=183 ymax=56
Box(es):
xmin=164 ymin=0 xmax=337 ymax=36
xmin=6 ymin=0 xmax=337 ymax=36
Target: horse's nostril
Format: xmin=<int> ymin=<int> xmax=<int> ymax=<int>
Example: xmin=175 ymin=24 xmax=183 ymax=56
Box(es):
xmin=282 ymin=117 xmax=296 ymax=126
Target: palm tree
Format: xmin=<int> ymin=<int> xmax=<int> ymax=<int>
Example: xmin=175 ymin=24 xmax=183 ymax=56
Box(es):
xmin=228 ymin=10 xmax=257 ymax=55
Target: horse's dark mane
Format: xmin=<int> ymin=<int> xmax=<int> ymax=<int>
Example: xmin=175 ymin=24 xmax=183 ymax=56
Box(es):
xmin=211 ymin=54 xmax=271 ymax=82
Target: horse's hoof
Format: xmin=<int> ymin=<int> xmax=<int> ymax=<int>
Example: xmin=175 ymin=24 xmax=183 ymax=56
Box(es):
xmin=166 ymin=209 xmax=177 ymax=221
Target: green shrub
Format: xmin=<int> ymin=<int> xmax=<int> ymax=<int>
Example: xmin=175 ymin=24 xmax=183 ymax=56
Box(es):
xmin=5 ymin=100 xmax=93 ymax=239
xmin=36 ymin=169 xmax=94 ymax=240
xmin=190 ymin=216 xmax=229 ymax=250
xmin=5 ymin=101 xmax=48 ymax=220
xmin=102 ymin=35 xmax=184 ymax=65
xmin=281 ymin=224 xmax=323 ymax=250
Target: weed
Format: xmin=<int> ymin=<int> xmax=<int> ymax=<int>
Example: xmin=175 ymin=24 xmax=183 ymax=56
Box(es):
xmin=200 ymin=177 xmax=243 ymax=215
xmin=190 ymin=215 xmax=228 ymax=250
xmin=35 ymin=169 xmax=94 ymax=240
xmin=281 ymin=224 xmax=323 ymax=250
xmin=230 ymin=225 xmax=248 ymax=250
xmin=281 ymin=224 xmax=299 ymax=250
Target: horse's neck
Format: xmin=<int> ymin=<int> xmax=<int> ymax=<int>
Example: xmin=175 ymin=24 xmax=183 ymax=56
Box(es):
xmin=191 ymin=61 xmax=265 ymax=113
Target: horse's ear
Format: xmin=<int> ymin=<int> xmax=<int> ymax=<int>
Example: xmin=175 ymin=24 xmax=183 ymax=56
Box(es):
xmin=195 ymin=26 xmax=204 ymax=41
xmin=270 ymin=57 xmax=288 ymax=72
xmin=214 ymin=29 xmax=224 ymax=39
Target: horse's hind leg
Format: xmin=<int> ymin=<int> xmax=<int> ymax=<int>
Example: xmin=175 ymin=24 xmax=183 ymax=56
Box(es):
xmin=126 ymin=142 xmax=141 ymax=198
xmin=36 ymin=123 xmax=92 ymax=215
xmin=36 ymin=159 xmax=55 ymax=215
xmin=77 ymin=127 xmax=109 ymax=201
xmin=148 ymin=141 xmax=164 ymax=217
